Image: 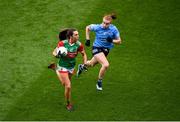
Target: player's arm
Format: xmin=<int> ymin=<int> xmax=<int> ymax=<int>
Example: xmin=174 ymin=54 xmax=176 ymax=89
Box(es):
xmin=81 ymin=49 xmax=87 ymax=64
xmin=107 ymin=28 xmax=122 ymax=45
xmin=52 ymin=41 xmax=64 ymax=57
xmin=85 ymin=25 xmax=91 ymax=46
xmin=52 ymin=48 xmax=58 ymax=57
xmin=113 ymin=28 xmax=122 ymax=45
xmin=78 ymin=44 xmax=87 ymax=64
xmin=86 ymin=25 xmax=91 ymax=40
xmin=112 ymin=37 xmax=122 ymax=45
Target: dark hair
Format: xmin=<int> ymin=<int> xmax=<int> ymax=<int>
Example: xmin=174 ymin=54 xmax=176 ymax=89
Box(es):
xmin=110 ymin=13 xmax=117 ymax=20
xmin=59 ymin=28 xmax=69 ymax=40
xmin=104 ymin=13 xmax=117 ymax=21
xmin=66 ymin=28 xmax=77 ymax=39
xmin=59 ymin=28 xmax=76 ymax=40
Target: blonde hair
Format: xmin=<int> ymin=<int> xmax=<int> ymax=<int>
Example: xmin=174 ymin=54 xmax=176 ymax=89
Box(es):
xmin=103 ymin=13 xmax=117 ymax=21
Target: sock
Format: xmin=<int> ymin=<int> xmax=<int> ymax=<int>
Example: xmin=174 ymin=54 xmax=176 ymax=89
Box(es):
xmin=97 ymin=79 xmax=102 ymax=87
xmin=98 ymin=78 xmax=102 ymax=81
xmin=98 ymin=79 xmax=102 ymax=83
xmin=67 ymin=100 xmax=70 ymax=105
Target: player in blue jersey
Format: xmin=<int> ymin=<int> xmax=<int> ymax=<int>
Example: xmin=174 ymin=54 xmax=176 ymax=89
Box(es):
xmin=77 ymin=13 xmax=122 ymax=91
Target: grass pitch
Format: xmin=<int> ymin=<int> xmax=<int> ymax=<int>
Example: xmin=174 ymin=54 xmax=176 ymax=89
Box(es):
xmin=0 ymin=0 xmax=180 ymax=120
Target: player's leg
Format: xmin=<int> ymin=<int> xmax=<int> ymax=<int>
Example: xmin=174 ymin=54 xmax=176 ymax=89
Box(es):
xmin=94 ymin=52 xmax=109 ymax=79
xmin=94 ymin=52 xmax=109 ymax=90
xmin=56 ymin=71 xmax=73 ymax=110
xmin=86 ymin=57 xmax=98 ymax=67
xmin=56 ymin=70 xmax=65 ymax=85
xmin=76 ymin=57 xmax=98 ymax=77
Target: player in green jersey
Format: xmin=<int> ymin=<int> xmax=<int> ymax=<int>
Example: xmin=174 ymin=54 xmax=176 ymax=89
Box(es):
xmin=52 ymin=28 xmax=87 ymax=111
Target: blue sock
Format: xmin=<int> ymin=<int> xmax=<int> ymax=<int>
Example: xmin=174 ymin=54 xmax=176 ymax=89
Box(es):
xmin=98 ymin=79 xmax=102 ymax=83
xmin=97 ymin=79 xmax=102 ymax=87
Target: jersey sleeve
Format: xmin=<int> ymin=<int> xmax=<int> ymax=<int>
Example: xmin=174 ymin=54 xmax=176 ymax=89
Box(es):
xmin=57 ymin=41 xmax=64 ymax=48
xmin=77 ymin=43 xmax=84 ymax=52
xmin=89 ymin=24 xmax=98 ymax=32
xmin=113 ymin=27 xmax=120 ymax=39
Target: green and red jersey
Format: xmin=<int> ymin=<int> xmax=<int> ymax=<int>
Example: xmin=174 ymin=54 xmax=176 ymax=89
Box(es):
xmin=57 ymin=40 xmax=84 ymax=69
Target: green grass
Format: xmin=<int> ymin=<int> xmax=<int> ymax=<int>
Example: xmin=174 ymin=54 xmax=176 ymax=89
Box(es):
xmin=0 ymin=0 xmax=180 ymax=120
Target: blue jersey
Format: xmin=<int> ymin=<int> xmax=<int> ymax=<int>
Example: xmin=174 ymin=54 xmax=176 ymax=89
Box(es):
xmin=89 ymin=24 xmax=120 ymax=49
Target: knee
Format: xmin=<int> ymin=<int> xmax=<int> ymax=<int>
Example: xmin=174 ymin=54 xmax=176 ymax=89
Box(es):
xmin=103 ymin=63 xmax=109 ymax=69
xmin=65 ymin=83 xmax=71 ymax=89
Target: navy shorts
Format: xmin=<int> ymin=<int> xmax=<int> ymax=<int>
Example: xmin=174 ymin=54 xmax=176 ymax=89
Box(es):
xmin=92 ymin=46 xmax=110 ymax=56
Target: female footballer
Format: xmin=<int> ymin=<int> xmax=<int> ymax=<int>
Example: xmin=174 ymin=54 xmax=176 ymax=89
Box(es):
xmin=52 ymin=28 xmax=87 ymax=110
xmin=77 ymin=13 xmax=122 ymax=91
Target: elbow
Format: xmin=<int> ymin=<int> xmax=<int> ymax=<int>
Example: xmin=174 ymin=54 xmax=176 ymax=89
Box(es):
xmin=117 ymin=38 xmax=122 ymax=45
xmin=52 ymin=52 xmax=56 ymax=57
xmin=52 ymin=50 xmax=57 ymax=57
xmin=86 ymin=26 xmax=90 ymax=31
xmin=116 ymin=40 xmax=121 ymax=45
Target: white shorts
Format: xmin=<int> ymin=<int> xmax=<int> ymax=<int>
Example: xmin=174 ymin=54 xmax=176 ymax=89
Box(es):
xmin=56 ymin=64 xmax=74 ymax=74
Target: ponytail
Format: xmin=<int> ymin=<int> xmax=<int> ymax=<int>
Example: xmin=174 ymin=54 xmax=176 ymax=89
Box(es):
xmin=110 ymin=13 xmax=117 ymax=20
xmin=103 ymin=13 xmax=117 ymax=21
